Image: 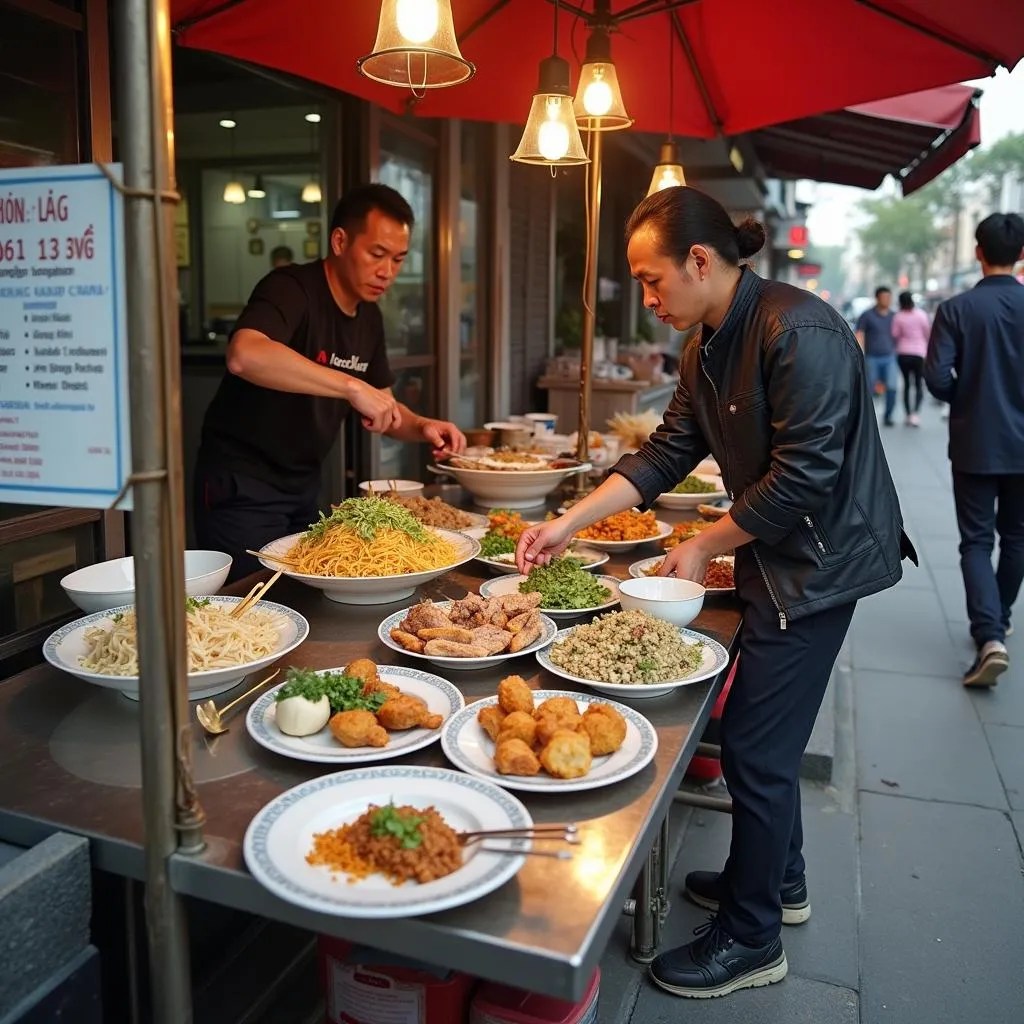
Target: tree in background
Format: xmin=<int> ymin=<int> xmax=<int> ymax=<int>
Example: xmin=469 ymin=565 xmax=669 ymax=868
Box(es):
xmin=857 ymin=194 xmax=942 ymax=284
xmin=968 ymin=132 xmax=1024 ymax=205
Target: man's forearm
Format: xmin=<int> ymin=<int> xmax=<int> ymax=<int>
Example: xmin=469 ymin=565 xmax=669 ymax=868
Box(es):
xmin=560 ymin=474 xmax=644 ymax=534
xmin=227 ymin=330 xmax=355 ymax=399
xmin=692 ymin=513 xmax=757 ymax=557
xmin=383 ymin=402 xmax=427 ymax=443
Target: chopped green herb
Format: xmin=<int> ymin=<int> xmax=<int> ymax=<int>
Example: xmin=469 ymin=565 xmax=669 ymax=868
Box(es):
xmin=303 ymin=497 xmax=428 ymax=543
xmin=671 ymin=475 xmax=719 ymax=495
xmin=185 ymin=597 xmax=211 ymax=613
xmin=370 ymin=802 xmax=425 ymax=850
xmin=111 ymin=612 xmax=124 ymax=623
xmin=518 ymin=557 xmax=611 ymax=610
xmin=275 ymin=667 xmax=388 ymax=714
xmin=480 ymin=532 xmax=517 ymax=558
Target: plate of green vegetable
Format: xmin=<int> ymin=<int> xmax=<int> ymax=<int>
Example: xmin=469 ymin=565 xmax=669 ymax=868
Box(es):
xmin=246 ymin=664 xmax=464 ymax=764
xmin=656 ymin=474 xmax=727 ymax=510
xmin=464 ymin=526 xmax=609 ymax=575
xmin=479 ymin=560 xmax=621 ymax=618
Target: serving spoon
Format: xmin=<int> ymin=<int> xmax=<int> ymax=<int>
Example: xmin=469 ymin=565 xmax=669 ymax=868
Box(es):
xmin=195 ymin=669 xmax=280 ymax=735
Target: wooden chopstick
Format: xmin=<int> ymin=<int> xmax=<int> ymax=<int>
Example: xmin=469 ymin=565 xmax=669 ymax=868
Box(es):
xmin=231 ymin=569 xmax=283 ymax=618
xmin=245 ymin=548 xmax=300 ymax=568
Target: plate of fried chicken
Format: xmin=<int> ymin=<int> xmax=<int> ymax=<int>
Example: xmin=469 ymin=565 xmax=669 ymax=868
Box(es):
xmin=378 ymin=594 xmax=558 ymax=671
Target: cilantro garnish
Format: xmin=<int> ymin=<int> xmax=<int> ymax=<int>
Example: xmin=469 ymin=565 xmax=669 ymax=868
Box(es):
xmin=370 ymin=802 xmax=425 ymax=850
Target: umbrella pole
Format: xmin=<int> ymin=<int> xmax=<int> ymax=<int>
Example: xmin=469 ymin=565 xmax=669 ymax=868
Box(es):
xmin=575 ymin=128 xmax=604 ymax=489
xmin=115 ymin=0 xmax=201 ymax=1018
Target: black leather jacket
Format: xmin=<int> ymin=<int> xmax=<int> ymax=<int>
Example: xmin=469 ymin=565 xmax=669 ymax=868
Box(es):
xmin=614 ymin=269 xmax=916 ymax=627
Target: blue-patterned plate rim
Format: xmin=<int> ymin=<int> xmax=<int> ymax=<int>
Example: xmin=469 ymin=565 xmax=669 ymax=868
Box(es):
xmin=42 ymin=596 xmax=309 ymax=682
xmin=440 ymin=689 xmax=659 ymax=794
xmin=377 ymin=602 xmax=558 ymax=664
xmin=243 ymin=765 xmax=531 ymax=917
xmin=535 ymin=621 xmax=730 ymax=689
xmin=246 ymin=665 xmax=465 ymax=764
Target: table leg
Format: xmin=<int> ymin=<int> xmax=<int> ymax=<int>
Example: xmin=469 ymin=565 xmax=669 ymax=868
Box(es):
xmin=628 ymin=807 xmax=672 ymax=964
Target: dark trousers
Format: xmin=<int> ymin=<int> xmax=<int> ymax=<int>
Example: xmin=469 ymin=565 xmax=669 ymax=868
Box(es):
xmin=717 ymin=550 xmax=856 ymax=946
xmin=951 ymin=471 xmax=1024 ymax=646
xmin=897 ymin=354 xmax=924 ymax=416
xmin=193 ymin=464 xmax=320 ymax=583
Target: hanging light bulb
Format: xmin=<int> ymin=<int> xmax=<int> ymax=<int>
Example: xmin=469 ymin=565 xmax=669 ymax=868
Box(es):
xmin=647 ymin=141 xmax=687 ymax=195
xmin=573 ymin=28 xmax=632 ymax=132
xmin=247 ymin=174 xmax=267 ymax=199
xmin=358 ymin=0 xmax=474 ymax=91
xmin=223 ymin=180 xmax=246 ymax=204
xmin=301 ymin=180 xmax=322 ymax=204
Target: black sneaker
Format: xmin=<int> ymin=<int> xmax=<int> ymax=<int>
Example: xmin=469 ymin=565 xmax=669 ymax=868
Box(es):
xmin=684 ymin=870 xmax=811 ymax=925
xmin=649 ymin=918 xmax=787 ymax=999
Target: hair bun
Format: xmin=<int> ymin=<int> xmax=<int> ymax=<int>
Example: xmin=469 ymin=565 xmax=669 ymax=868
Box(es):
xmin=734 ymin=217 xmax=766 ymax=260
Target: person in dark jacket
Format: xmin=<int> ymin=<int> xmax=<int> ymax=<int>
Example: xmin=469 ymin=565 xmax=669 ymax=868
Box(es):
xmin=516 ymin=186 xmax=914 ymax=1000
xmin=925 ymin=212 xmax=1024 ymax=686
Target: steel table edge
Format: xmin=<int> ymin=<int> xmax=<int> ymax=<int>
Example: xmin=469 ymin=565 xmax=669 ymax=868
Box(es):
xmin=167 ymin=851 xmax=592 ymax=1001
xmin=0 ymin=807 xmax=146 ymax=880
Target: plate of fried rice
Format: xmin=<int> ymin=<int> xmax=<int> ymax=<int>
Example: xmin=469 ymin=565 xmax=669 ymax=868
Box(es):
xmin=243 ymin=765 xmax=532 ymax=918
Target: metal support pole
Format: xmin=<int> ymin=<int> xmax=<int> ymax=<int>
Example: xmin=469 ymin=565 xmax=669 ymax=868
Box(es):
xmin=575 ymin=129 xmax=603 ymax=488
xmin=115 ymin=0 xmax=202 ymax=1018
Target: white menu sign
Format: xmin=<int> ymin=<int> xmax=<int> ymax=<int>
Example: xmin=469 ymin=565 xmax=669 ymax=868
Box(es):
xmin=0 ymin=163 xmax=131 ymax=509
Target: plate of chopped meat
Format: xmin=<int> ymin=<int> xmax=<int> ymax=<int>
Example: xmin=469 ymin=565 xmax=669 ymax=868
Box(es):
xmin=244 ymin=765 xmax=532 ymax=918
xmin=378 ymin=596 xmax=558 ymax=670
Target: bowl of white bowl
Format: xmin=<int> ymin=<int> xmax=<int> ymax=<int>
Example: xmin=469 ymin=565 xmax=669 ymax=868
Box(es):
xmin=358 ymin=479 xmax=424 ymax=497
xmin=617 ymin=576 xmax=706 ymax=627
xmin=60 ymin=550 xmax=233 ymax=614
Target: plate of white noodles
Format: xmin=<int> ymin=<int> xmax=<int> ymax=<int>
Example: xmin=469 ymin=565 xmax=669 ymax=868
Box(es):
xmin=43 ymin=596 xmax=309 ymax=701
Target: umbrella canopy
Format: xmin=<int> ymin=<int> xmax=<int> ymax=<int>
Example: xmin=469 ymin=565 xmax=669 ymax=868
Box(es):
xmin=752 ymin=83 xmax=983 ymax=195
xmin=172 ymin=0 xmax=1023 ymax=138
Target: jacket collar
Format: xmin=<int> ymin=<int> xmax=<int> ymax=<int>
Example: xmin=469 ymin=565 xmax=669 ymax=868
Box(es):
xmin=702 ymin=266 xmax=761 ymax=354
xmin=975 ymin=275 xmax=1021 ymax=288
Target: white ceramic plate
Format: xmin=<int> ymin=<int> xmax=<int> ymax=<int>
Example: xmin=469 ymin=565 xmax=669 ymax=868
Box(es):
xmin=463 ymin=527 xmax=609 ymax=575
xmin=257 ymin=528 xmax=479 ymax=606
xmin=426 ymin=462 xmax=591 ymax=509
xmin=441 ymin=690 xmax=658 ymax=794
xmin=378 ymin=602 xmax=558 ymax=671
xmin=570 ymin=519 xmax=673 ymax=553
xmin=246 ymin=665 xmax=465 ymax=765
xmin=42 ymin=596 xmax=309 ymax=701
xmin=243 ymin=765 xmax=531 ymax=919
xmin=628 ymin=555 xmax=736 ymax=594
xmin=656 ymin=475 xmax=728 ymax=510
xmin=536 ymin=623 xmax=730 ymax=698
xmin=478 ymin=574 xmax=621 ymax=619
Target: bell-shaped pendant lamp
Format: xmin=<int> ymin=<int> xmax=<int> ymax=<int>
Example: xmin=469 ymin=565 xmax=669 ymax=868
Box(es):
xmin=573 ymin=28 xmax=632 ymax=132
xmin=647 ymin=27 xmax=686 ymax=195
xmin=510 ymin=56 xmax=590 ymax=166
xmin=648 ymin=140 xmax=687 ymax=194
xmin=358 ymin=0 xmax=475 ymax=91
xmin=223 ymin=180 xmax=246 ymax=204
xmin=301 ymin=180 xmax=322 ymax=204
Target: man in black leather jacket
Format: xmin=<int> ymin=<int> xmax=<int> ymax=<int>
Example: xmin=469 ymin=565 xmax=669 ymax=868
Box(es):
xmin=517 ymin=186 xmax=915 ymax=1000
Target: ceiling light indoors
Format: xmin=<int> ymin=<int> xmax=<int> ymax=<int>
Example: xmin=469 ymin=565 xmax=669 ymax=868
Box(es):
xmin=219 ymin=118 xmax=236 ymax=129
xmin=573 ymin=28 xmax=632 ymax=132
xmin=223 ymin=180 xmax=246 ymax=204
xmin=304 ymin=112 xmax=322 ymax=123
xmin=358 ymin=0 xmax=475 ymax=92
xmin=247 ymin=175 xmax=267 ymax=199
xmin=788 ymin=248 xmax=806 ymax=259
xmin=301 ymin=180 xmax=322 ymax=204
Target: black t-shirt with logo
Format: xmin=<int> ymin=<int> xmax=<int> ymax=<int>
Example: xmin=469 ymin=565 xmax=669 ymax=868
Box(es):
xmin=198 ymin=260 xmax=394 ymax=492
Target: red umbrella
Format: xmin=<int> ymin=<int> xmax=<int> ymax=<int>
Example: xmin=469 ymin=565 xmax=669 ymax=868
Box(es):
xmin=172 ymin=0 xmax=1023 ymax=137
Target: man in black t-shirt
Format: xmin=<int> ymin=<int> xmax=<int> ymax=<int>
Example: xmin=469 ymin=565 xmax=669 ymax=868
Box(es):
xmin=195 ymin=183 xmax=466 ymax=581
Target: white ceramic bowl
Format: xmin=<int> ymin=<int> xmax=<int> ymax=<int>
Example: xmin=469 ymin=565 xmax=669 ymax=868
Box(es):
xmin=618 ymin=576 xmax=706 ymax=627
xmin=655 ymin=474 xmax=728 ymax=510
xmin=60 ymin=550 xmax=232 ymax=614
xmin=358 ymin=479 xmax=424 ymax=497
xmin=43 ymin=596 xmax=309 ymax=701
xmin=426 ymin=462 xmax=591 ymax=509
xmin=257 ymin=528 xmax=479 ymax=605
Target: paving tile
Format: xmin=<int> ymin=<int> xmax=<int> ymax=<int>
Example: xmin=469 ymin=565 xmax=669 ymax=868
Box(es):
xmin=849 ymin=589 xmax=961 ymax=677
xmin=633 ymin=973 xmax=858 ymax=1024
xmin=928 ymin=567 xmax=969 ymax=624
xmin=984 ymin=724 xmax=1024 ymax=810
xmin=859 ymin=793 xmax=1024 ymax=1024
xmin=664 ymin=786 xmax=859 ymax=992
xmin=1012 ymin=812 xmax=1024 ymax=854
xmin=855 ymin=670 xmax=1008 ymax=809
xmin=968 ymin=665 xmax=1024 ymax=727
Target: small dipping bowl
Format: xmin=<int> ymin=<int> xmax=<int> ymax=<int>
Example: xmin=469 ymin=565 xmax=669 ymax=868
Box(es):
xmin=618 ymin=576 xmax=706 ymax=627
xmin=358 ymin=479 xmax=424 ymax=496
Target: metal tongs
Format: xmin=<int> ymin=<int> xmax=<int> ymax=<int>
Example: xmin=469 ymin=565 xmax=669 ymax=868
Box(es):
xmin=458 ymin=822 xmax=579 ymax=860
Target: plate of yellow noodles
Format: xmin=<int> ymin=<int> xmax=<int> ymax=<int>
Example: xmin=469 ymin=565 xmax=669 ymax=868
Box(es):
xmin=258 ymin=497 xmax=480 ymax=605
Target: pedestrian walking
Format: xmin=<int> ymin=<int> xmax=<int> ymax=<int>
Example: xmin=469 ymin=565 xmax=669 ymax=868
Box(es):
xmin=925 ymin=212 xmax=1024 ymax=687
xmin=856 ymin=286 xmax=898 ymax=426
xmin=892 ymin=290 xmax=930 ymax=426
xmin=516 ymin=186 xmax=915 ymax=999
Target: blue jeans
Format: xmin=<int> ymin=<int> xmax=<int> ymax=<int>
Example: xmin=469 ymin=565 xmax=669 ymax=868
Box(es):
xmin=952 ymin=471 xmax=1024 ymax=646
xmin=865 ymin=354 xmax=897 ymax=422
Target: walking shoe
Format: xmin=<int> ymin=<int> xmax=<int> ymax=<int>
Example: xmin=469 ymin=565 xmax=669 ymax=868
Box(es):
xmin=648 ymin=918 xmax=787 ymax=999
xmin=963 ymin=641 xmax=1009 ymax=687
xmin=907 ymin=413 xmax=921 ymax=427
xmin=684 ymin=870 xmax=811 ymax=924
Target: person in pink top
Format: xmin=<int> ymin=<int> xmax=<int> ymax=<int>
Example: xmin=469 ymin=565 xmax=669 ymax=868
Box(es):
xmin=892 ymin=291 xmax=931 ymax=426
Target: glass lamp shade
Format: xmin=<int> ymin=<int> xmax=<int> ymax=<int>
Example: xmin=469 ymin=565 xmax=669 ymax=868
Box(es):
xmin=357 ymin=0 xmax=475 ymax=90
xmin=573 ymin=60 xmax=632 ymax=130
xmin=511 ymin=55 xmax=590 ymax=167
xmin=301 ymin=180 xmax=322 ymax=204
xmin=223 ymin=180 xmax=246 ymax=204
xmin=647 ymin=141 xmax=686 ymax=195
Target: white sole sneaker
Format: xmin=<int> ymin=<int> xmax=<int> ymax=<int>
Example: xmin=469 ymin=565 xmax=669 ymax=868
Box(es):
xmin=648 ymin=953 xmax=789 ymax=999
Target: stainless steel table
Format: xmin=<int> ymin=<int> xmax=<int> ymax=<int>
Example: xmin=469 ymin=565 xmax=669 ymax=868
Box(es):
xmin=0 ymin=520 xmax=740 ymax=1001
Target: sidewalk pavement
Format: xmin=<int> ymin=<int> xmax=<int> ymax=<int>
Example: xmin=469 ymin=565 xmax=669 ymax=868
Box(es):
xmin=599 ymin=402 xmax=1024 ymax=1024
